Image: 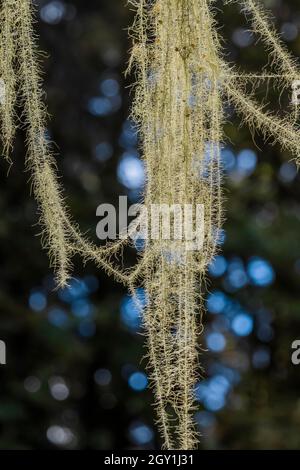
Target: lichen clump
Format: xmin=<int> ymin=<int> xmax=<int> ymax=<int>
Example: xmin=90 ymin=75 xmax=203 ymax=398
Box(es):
xmin=0 ymin=0 xmax=300 ymax=449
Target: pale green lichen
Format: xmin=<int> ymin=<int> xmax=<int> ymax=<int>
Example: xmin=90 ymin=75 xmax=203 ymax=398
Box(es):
xmin=0 ymin=0 xmax=299 ymax=449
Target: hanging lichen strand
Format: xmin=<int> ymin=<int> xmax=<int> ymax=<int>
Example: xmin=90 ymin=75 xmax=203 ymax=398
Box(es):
xmin=0 ymin=0 xmax=18 ymax=159
xmin=128 ymin=0 xmax=223 ymax=449
xmin=1 ymin=0 xmax=300 ymax=449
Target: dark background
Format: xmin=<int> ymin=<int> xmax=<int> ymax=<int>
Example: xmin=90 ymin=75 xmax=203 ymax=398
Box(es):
xmin=1 ymin=0 xmax=300 ymax=450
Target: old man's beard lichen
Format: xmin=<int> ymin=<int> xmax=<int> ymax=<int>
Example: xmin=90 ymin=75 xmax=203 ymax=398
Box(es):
xmin=0 ymin=0 xmax=300 ymax=449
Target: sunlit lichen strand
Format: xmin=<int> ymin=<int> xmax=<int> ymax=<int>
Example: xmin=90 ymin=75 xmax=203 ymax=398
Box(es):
xmin=0 ymin=0 xmax=18 ymax=159
xmin=127 ymin=0 xmax=224 ymax=449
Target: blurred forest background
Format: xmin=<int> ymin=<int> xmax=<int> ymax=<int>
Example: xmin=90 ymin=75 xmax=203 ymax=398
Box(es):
xmin=1 ymin=0 xmax=300 ymax=450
